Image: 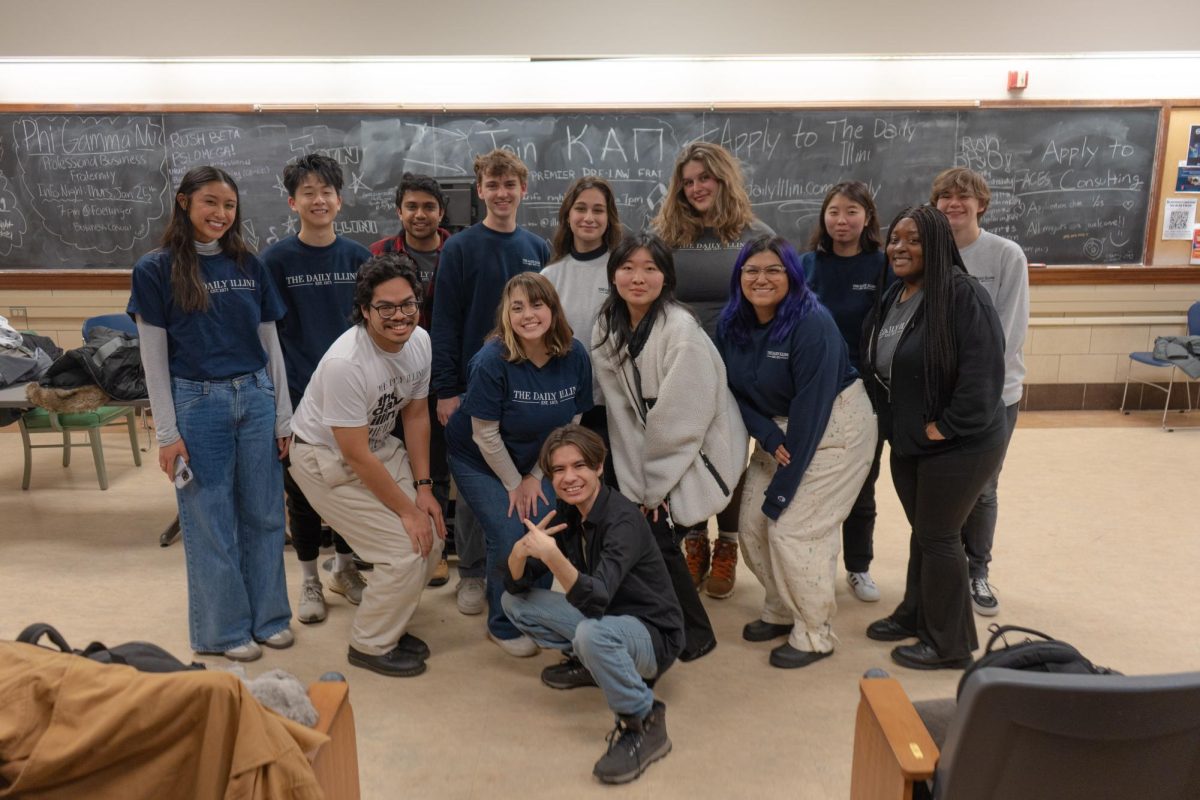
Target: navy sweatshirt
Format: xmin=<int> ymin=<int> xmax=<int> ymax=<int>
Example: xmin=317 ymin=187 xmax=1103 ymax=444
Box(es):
xmin=261 ymin=235 xmax=372 ymax=406
xmin=800 ymin=249 xmax=892 ymax=371
xmin=431 ymin=223 xmax=550 ymax=397
xmin=718 ymin=305 xmax=857 ymax=520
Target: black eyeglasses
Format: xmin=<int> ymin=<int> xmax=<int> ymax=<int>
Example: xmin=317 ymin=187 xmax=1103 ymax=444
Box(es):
xmin=370 ymin=300 xmax=420 ymax=319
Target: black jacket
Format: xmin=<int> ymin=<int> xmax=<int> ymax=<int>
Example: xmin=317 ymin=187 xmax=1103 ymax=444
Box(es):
xmin=504 ymin=486 xmax=685 ymax=674
xmin=41 ymin=327 xmax=146 ymax=401
xmin=864 ymin=274 xmax=1006 ymax=457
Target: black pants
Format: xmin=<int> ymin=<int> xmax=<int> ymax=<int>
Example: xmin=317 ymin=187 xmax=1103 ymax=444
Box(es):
xmin=888 ymin=442 xmax=1005 ymax=660
xmin=283 ymin=465 xmax=352 ymax=561
xmin=842 ymin=434 xmax=885 ymax=573
xmin=646 ymin=511 xmax=716 ymax=656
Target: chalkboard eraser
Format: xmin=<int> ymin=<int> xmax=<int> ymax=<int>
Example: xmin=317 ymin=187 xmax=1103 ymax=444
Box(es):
xmin=1028 ymin=263 xmax=1046 ymax=269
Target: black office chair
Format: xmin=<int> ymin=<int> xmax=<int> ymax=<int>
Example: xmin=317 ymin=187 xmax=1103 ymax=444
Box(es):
xmin=851 ymin=668 xmax=1200 ymax=800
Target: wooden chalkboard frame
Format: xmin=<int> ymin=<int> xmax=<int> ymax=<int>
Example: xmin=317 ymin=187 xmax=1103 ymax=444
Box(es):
xmin=1 ymin=100 xmax=1197 ymax=290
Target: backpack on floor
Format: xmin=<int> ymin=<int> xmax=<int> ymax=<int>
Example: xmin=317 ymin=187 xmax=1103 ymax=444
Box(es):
xmin=957 ymin=624 xmax=1120 ymax=699
xmin=16 ymin=622 xmax=205 ymax=673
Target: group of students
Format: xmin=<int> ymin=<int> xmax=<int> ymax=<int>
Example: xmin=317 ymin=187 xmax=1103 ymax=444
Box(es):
xmin=126 ymin=140 xmax=1027 ymax=784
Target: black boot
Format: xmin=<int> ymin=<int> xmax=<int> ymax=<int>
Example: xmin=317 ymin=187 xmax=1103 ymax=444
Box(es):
xmin=592 ymin=700 xmax=671 ymax=784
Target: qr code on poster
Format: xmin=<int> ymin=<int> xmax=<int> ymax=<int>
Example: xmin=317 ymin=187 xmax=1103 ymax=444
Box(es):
xmin=1168 ymin=208 xmax=1191 ymax=232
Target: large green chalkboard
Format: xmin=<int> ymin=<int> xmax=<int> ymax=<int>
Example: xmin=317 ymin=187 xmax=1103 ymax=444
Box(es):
xmin=0 ymin=107 xmax=1160 ymax=268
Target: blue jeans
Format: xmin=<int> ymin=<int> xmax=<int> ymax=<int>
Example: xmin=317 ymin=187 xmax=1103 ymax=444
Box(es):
xmin=173 ymin=368 xmax=291 ymax=652
xmin=502 ymin=588 xmax=658 ymax=719
xmin=448 ymin=455 xmax=554 ymax=639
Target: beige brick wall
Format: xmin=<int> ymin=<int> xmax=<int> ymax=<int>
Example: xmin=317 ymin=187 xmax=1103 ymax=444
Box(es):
xmin=1026 ymin=283 xmax=1199 ymax=384
xmin=2 ymin=289 xmax=129 ymax=350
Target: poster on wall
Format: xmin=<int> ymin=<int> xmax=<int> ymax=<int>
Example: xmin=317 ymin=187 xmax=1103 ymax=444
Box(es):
xmin=1178 ymin=164 xmax=1200 ymax=192
xmin=1162 ymin=198 xmax=1197 ymax=240
xmin=1192 ymin=226 xmax=1200 ymax=266
xmin=1189 ymin=125 xmax=1200 ymax=166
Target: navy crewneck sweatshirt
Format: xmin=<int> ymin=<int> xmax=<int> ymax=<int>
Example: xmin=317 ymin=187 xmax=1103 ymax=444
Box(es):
xmin=718 ymin=305 xmax=856 ymax=520
xmin=801 ymin=249 xmax=892 ymax=371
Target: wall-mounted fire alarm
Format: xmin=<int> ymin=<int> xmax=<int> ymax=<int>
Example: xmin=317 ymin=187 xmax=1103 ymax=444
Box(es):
xmin=1007 ymin=70 xmax=1029 ymax=91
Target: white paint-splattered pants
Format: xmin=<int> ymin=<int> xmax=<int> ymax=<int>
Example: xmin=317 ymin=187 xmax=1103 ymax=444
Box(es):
xmin=738 ymin=381 xmax=877 ymax=653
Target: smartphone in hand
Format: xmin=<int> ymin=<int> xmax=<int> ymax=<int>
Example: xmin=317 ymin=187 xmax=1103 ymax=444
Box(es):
xmin=174 ymin=455 xmax=193 ymax=489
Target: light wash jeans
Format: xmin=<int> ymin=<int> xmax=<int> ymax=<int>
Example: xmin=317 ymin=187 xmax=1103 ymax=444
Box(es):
xmin=502 ymin=588 xmax=658 ymax=719
xmin=448 ymin=455 xmax=554 ymax=638
xmin=173 ymin=368 xmax=291 ymax=653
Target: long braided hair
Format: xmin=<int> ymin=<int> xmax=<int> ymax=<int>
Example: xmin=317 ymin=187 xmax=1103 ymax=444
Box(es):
xmin=883 ymin=205 xmax=967 ymax=419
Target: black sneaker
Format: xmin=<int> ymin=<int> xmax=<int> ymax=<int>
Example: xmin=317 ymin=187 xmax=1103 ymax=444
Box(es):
xmin=541 ymin=655 xmax=598 ymax=690
xmin=970 ymin=578 xmax=1000 ymax=616
xmin=592 ymin=700 xmax=671 ymax=784
xmin=348 ymin=644 xmax=426 ymax=678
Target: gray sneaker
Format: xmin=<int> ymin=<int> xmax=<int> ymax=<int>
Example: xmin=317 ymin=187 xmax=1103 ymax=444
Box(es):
xmin=970 ymin=578 xmax=1000 ymax=616
xmin=329 ymin=564 xmax=367 ymax=606
xmin=297 ymin=579 xmax=327 ymax=624
xmin=593 ymin=700 xmax=671 ymax=784
xmin=456 ymin=577 xmax=486 ymax=616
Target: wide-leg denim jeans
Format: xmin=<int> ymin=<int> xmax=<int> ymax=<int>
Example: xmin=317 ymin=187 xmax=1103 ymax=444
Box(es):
xmin=173 ymin=368 xmax=291 ymax=653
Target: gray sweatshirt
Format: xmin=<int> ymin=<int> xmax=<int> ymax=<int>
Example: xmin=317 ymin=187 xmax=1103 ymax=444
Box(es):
xmin=959 ymin=230 xmax=1029 ymax=406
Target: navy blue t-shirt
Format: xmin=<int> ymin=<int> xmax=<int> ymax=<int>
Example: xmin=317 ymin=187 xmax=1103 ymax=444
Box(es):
xmin=128 ymin=249 xmax=286 ymax=381
xmin=261 ymin=235 xmax=372 ymax=405
xmin=445 ymin=338 xmax=593 ymax=476
xmin=718 ymin=306 xmax=856 ymax=520
xmin=431 ymin=223 xmax=551 ymax=397
xmin=801 ymin=249 xmax=892 ymax=371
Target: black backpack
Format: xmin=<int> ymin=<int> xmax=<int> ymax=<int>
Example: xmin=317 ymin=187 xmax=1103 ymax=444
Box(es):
xmin=17 ymin=623 xmax=205 ymax=673
xmin=957 ymin=624 xmax=1120 ymax=699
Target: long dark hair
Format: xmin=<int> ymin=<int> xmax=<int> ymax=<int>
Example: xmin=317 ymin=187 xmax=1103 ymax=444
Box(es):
xmin=718 ymin=235 xmax=819 ymax=347
xmin=550 ymin=177 xmax=623 ymax=262
xmin=594 ymin=232 xmax=686 ymax=361
xmin=878 ymin=205 xmax=967 ymax=418
xmin=162 ymin=166 xmax=249 ymax=313
xmin=807 ymin=181 xmax=883 ymax=255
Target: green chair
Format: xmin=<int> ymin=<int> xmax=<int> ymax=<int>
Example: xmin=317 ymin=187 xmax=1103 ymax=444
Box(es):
xmin=18 ymin=403 xmax=142 ymax=491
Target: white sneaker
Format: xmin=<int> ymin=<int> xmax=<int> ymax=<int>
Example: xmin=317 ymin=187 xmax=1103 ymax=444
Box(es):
xmin=456 ymin=577 xmax=486 ymax=616
xmin=328 ymin=564 xmax=367 ymax=606
xmin=297 ymin=579 xmax=327 ymax=624
xmin=260 ymin=627 xmax=294 ymax=649
xmin=487 ymin=631 xmax=539 ymax=657
xmin=224 ymin=641 xmax=263 ymax=662
xmin=847 ymin=571 xmax=881 ymax=602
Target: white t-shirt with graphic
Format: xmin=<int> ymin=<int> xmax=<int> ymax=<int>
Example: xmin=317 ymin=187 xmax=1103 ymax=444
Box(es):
xmin=292 ymin=324 xmax=431 ymax=458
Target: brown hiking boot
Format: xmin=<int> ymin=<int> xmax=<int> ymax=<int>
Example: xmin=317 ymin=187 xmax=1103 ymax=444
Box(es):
xmin=706 ymin=538 xmax=738 ymax=598
xmin=683 ymin=535 xmax=710 ymax=588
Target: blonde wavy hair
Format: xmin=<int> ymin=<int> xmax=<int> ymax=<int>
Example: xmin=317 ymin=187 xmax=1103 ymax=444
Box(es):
xmin=653 ymin=142 xmax=755 ymax=247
